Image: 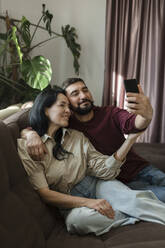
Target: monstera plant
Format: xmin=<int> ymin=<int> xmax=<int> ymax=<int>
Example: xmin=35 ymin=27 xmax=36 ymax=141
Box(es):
xmin=0 ymin=4 xmax=81 ymax=108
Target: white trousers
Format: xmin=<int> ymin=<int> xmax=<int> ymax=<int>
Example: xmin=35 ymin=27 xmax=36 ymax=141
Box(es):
xmin=65 ymin=180 xmax=165 ymax=236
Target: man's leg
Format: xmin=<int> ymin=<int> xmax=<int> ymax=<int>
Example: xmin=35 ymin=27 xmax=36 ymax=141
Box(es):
xmin=65 ymin=206 xmax=138 ymax=236
xmin=96 ymin=179 xmax=165 ymax=225
xmin=126 ymin=165 xmax=165 ymax=202
xmin=70 ymin=175 xmax=97 ymax=199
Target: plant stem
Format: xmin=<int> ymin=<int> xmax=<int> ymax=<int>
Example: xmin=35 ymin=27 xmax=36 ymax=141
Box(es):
xmin=30 ymin=15 xmax=44 ymax=45
xmin=0 ymin=15 xmax=63 ymax=37
xmin=29 ymin=36 xmax=59 ymax=52
xmin=0 ymin=76 xmax=24 ymax=93
xmin=0 ymin=63 xmax=20 ymax=68
xmin=0 ymin=73 xmax=26 ymax=89
xmin=10 ymin=17 xmax=63 ymax=37
xmin=28 ymin=21 xmax=63 ymax=37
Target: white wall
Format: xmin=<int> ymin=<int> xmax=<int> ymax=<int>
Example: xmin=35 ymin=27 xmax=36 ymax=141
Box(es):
xmin=1 ymin=0 xmax=106 ymax=105
xmin=0 ymin=0 xmax=2 ymax=24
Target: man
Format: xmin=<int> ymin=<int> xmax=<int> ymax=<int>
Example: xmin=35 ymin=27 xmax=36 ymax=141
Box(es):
xmin=23 ymin=78 xmax=165 ymax=203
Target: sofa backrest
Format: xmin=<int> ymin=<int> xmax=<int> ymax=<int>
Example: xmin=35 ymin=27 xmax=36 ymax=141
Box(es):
xmin=3 ymin=108 xmax=30 ymax=132
xmin=0 ymin=120 xmax=60 ymax=247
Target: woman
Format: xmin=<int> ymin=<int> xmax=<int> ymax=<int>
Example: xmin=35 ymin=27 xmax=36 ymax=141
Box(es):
xmin=18 ymin=87 xmax=165 ymax=236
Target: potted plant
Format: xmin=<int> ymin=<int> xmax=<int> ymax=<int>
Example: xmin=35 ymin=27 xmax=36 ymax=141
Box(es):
xmin=0 ymin=4 xmax=81 ymax=108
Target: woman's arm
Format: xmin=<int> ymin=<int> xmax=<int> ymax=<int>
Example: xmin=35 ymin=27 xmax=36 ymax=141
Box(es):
xmin=114 ymin=131 xmax=143 ymax=162
xmin=18 ymin=138 xmax=114 ymax=219
xmin=86 ymin=131 xmax=143 ymax=180
xmin=38 ymin=187 xmax=114 ymax=219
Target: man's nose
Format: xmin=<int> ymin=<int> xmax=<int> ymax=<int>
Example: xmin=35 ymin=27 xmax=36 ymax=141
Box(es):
xmin=79 ymin=91 xmax=86 ymax=99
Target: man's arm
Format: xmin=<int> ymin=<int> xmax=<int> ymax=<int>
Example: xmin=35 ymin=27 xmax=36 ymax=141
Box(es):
xmin=21 ymin=129 xmax=47 ymax=160
xmin=126 ymin=85 xmax=153 ymax=130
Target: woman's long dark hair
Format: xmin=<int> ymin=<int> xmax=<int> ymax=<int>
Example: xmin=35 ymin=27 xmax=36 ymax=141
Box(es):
xmin=29 ymin=86 xmax=71 ymax=160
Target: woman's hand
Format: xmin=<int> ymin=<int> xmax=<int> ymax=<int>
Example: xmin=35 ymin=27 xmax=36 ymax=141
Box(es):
xmin=84 ymin=198 xmax=115 ymax=219
xmin=114 ymin=131 xmax=144 ymax=162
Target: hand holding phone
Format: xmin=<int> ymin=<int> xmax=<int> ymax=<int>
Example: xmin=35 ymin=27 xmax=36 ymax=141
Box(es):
xmin=124 ymin=79 xmax=139 ymax=93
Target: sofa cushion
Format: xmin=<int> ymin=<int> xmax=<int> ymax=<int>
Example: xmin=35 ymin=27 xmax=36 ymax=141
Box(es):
xmin=133 ymin=143 xmax=165 ymax=172
xmin=112 ymin=240 xmax=165 ymax=248
xmin=47 ymin=227 xmax=104 ymax=248
xmin=101 ymin=222 xmax=165 ymax=248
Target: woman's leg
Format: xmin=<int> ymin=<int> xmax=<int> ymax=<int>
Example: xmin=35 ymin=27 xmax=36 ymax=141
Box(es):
xmin=96 ymin=179 xmax=165 ymax=225
xmin=65 ymin=206 xmax=138 ymax=236
xmin=64 ymin=176 xmax=138 ymax=236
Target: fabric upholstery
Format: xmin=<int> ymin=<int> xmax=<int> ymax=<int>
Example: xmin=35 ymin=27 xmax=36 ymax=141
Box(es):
xmin=0 ymin=121 xmax=45 ymax=248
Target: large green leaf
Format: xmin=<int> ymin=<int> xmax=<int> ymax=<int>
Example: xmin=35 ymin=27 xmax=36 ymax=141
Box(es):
xmin=21 ymin=55 xmax=52 ymax=90
xmin=42 ymin=4 xmax=53 ymax=36
xmin=62 ymin=25 xmax=81 ymax=74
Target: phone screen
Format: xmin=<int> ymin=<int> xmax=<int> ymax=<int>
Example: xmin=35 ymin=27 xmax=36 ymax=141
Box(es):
xmin=124 ymin=79 xmax=139 ymax=93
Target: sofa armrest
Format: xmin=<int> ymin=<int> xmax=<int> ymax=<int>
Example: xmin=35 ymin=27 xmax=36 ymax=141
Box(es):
xmin=3 ymin=108 xmax=30 ymax=131
xmin=0 ymin=104 xmax=22 ymax=120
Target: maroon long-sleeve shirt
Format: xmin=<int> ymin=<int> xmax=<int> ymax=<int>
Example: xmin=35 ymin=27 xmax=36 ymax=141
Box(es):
xmin=69 ymin=106 xmax=149 ymax=183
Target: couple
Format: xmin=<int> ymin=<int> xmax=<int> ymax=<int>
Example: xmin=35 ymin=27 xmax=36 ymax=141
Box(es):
xmin=18 ymin=78 xmax=165 ymax=236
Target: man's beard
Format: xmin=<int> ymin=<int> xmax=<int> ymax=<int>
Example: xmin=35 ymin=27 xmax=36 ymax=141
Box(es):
xmin=70 ymin=99 xmax=94 ymax=115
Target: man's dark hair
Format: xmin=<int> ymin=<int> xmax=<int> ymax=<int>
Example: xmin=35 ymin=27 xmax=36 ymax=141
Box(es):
xmin=29 ymin=86 xmax=71 ymax=160
xmin=62 ymin=77 xmax=85 ymax=90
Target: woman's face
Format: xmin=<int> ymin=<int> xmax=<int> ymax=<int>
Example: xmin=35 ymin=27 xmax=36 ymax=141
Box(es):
xmin=45 ymin=93 xmax=71 ymax=130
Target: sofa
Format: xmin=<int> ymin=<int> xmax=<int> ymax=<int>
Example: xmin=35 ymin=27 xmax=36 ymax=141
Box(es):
xmin=1 ymin=108 xmax=165 ymax=248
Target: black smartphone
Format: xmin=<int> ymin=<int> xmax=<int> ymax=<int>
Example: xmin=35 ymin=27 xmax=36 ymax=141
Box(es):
xmin=124 ymin=79 xmax=139 ymax=93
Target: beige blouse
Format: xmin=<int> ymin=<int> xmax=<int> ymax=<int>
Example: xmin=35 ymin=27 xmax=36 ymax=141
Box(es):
xmin=17 ymin=128 xmax=124 ymax=194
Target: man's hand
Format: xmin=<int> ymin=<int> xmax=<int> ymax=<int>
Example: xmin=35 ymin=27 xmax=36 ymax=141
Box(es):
xmin=85 ymin=198 xmax=115 ymax=219
xmin=24 ymin=130 xmax=47 ymax=160
xmin=126 ymin=85 xmax=153 ymax=119
xmin=125 ymin=85 xmax=153 ymax=129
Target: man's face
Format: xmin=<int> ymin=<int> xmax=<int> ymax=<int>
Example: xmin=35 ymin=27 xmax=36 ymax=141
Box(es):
xmin=65 ymin=81 xmax=94 ymax=115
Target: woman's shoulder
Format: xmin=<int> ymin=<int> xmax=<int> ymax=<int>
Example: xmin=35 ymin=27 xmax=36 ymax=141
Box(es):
xmin=67 ymin=128 xmax=87 ymax=141
xmin=68 ymin=128 xmax=84 ymax=136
